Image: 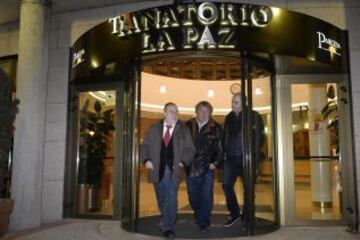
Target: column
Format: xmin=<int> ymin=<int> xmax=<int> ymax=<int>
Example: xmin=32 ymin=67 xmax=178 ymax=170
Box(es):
xmin=10 ymin=0 xmax=51 ymax=230
xmin=308 ymin=84 xmax=332 ymax=206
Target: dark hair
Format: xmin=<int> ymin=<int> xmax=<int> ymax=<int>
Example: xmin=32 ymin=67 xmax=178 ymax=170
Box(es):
xmin=164 ymin=102 xmax=178 ymax=112
xmin=195 ymin=101 xmax=213 ymax=115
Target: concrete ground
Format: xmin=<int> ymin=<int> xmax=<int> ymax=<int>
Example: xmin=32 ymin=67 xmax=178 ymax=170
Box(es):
xmin=2 ymin=220 xmax=359 ymax=240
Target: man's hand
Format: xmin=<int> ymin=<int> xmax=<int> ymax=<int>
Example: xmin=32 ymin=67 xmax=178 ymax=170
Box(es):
xmin=145 ymin=160 xmax=154 ymax=170
xmin=209 ymin=163 xmax=216 ymax=170
xmin=178 ymin=162 xmax=184 ymax=168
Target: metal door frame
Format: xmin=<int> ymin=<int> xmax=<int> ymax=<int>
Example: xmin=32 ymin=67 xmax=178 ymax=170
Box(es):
xmin=275 ymin=74 xmax=358 ymax=230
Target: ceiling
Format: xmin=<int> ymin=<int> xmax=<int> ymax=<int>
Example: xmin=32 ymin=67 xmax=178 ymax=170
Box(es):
xmin=0 ymin=0 xmax=160 ymax=25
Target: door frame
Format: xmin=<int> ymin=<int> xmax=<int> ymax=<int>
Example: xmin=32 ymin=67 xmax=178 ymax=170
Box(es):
xmin=275 ymin=74 xmax=358 ymax=227
xmin=241 ymin=54 xmax=279 ymax=234
xmin=63 ymin=81 xmax=125 ymax=220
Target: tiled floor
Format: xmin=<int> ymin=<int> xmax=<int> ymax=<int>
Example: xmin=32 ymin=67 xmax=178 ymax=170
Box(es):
xmin=3 ymin=220 xmax=359 ymax=240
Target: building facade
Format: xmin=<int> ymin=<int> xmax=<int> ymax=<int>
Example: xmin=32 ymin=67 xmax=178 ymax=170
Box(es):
xmin=0 ymin=0 xmax=359 ymax=235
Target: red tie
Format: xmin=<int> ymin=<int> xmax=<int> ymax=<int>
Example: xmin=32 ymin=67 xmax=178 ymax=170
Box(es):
xmin=164 ymin=125 xmax=172 ymax=146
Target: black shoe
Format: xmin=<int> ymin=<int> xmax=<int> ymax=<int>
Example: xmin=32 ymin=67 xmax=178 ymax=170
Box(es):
xmin=163 ymin=230 xmax=175 ymax=239
xmin=224 ymin=215 xmax=241 ymax=227
xmin=199 ymin=223 xmax=210 ymax=232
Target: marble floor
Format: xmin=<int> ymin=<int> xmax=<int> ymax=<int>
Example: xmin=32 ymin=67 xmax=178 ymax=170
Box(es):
xmin=3 ymin=220 xmax=358 ymax=240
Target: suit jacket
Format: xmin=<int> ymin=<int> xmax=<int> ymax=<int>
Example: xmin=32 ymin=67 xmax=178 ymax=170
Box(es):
xmin=140 ymin=120 xmax=195 ymax=183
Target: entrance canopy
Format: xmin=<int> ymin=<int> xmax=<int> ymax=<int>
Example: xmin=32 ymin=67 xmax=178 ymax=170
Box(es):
xmin=71 ymin=2 xmax=348 ymax=81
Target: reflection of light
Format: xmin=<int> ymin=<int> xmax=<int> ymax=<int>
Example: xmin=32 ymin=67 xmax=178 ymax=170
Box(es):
xmin=255 ymin=87 xmax=263 ymax=95
xmin=264 ymin=127 xmax=268 ymax=134
xmin=99 ymin=91 xmax=106 ymax=96
xmin=91 ymin=60 xmax=99 ymax=68
xmin=159 ymin=85 xmax=167 ymax=94
xmin=89 ymin=131 xmax=95 ymax=136
xmin=271 ymin=7 xmax=281 ymax=17
xmin=89 ymin=92 xmax=106 ymax=102
xmin=292 ymin=124 xmax=297 ymax=131
xmin=208 ymin=89 xmax=215 ymax=98
xmin=304 ymin=123 xmax=309 ymax=129
xmin=329 ymin=46 xmax=337 ymax=54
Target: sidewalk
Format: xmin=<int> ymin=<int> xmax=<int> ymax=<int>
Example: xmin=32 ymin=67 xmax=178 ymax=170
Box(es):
xmin=3 ymin=220 xmax=359 ymax=240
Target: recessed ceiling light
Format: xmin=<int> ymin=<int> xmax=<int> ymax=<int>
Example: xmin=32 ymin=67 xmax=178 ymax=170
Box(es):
xmin=159 ymin=85 xmax=167 ymax=94
xmin=208 ymin=89 xmax=215 ymax=98
xmin=255 ymin=87 xmax=263 ymax=95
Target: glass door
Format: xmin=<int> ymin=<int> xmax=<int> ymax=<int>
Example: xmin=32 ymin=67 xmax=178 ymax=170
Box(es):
xmin=241 ymin=55 xmax=279 ymax=235
xmin=64 ymin=83 xmax=124 ymax=219
xmin=291 ymin=83 xmax=342 ymax=221
xmin=279 ymin=74 xmax=358 ymax=230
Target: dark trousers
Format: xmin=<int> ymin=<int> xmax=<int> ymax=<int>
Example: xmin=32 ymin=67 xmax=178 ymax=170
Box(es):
xmin=186 ymin=169 xmax=214 ymax=226
xmin=154 ymin=167 xmax=179 ymax=232
xmin=222 ymin=157 xmax=244 ymax=219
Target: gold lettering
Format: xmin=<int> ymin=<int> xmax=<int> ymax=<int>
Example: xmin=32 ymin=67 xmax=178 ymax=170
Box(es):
xmin=169 ymin=8 xmax=180 ymax=27
xmin=239 ymin=5 xmax=249 ymax=26
xmin=109 ymin=16 xmax=120 ymax=35
xmin=157 ymin=31 xmax=175 ymax=51
xmin=178 ymin=4 xmax=197 ymax=27
xmin=142 ymin=33 xmax=156 ymax=54
xmin=218 ymin=28 xmax=235 ymax=49
xmin=183 ymin=27 xmax=199 ymax=49
xmin=197 ymin=26 xmax=216 ymax=49
xmin=251 ymin=7 xmax=270 ymax=28
xmin=220 ymin=4 xmax=238 ymax=26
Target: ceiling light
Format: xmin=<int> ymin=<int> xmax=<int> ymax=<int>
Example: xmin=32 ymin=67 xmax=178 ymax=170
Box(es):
xmin=208 ymin=89 xmax=215 ymax=98
xmin=159 ymin=85 xmax=167 ymax=94
xmin=271 ymin=7 xmax=281 ymax=17
xmin=255 ymin=87 xmax=263 ymax=95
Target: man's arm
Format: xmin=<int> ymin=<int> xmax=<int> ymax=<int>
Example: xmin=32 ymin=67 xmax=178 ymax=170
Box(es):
xmin=213 ymin=124 xmax=224 ymax=168
xmin=181 ymin=127 xmax=195 ymax=167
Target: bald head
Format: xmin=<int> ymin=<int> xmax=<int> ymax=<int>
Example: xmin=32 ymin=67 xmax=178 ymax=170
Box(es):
xmin=231 ymin=94 xmax=242 ymax=114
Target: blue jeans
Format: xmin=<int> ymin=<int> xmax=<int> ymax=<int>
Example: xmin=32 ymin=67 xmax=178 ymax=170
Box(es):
xmin=222 ymin=158 xmax=244 ymax=219
xmin=153 ymin=167 xmax=179 ymax=232
xmin=186 ymin=169 xmax=214 ymax=226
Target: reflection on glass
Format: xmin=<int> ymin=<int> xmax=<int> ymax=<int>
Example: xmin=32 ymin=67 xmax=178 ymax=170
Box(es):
xmin=76 ymin=91 xmax=116 ymax=216
xmin=253 ymin=75 xmax=275 ymax=224
xmin=291 ymin=84 xmax=341 ymax=220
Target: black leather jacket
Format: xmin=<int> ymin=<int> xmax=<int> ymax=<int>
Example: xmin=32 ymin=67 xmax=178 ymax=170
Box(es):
xmin=185 ymin=118 xmax=223 ymax=177
xmin=223 ymin=110 xmax=265 ymax=166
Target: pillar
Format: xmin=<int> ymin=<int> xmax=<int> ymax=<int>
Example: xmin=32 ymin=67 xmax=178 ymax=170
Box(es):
xmin=10 ymin=0 xmax=51 ymax=230
xmin=308 ymin=84 xmax=332 ymax=206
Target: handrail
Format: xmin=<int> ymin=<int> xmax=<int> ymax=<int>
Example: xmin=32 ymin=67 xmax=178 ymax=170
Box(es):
xmin=294 ymin=156 xmax=339 ymax=160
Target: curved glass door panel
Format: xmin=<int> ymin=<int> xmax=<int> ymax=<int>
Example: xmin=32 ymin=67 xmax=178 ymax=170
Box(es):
xmin=252 ymin=71 xmax=276 ymax=226
xmin=242 ymin=57 xmax=278 ymax=234
xmin=137 ymin=55 xmax=279 ymax=236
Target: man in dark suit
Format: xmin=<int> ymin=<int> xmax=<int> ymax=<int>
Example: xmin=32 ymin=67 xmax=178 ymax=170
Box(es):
xmin=222 ymin=93 xmax=265 ymax=227
xmin=140 ymin=102 xmax=195 ymax=238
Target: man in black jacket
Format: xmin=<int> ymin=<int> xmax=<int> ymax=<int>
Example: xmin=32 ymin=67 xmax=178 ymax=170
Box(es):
xmin=185 ymin=101 xmax=223 ymax=232
xmin=222 ymin=93 xmax=265 ymax=227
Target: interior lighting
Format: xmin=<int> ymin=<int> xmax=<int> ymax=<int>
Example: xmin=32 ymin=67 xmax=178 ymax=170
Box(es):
xmin=255 ymin=87 xmax=263 ymax=95
xmin=208 ymin=89 xmax=215 ymax=98
xmin=159 ymin=85 xmax=167 ymax=94
xmin=89 ymin=92 xmax=106 ymax=102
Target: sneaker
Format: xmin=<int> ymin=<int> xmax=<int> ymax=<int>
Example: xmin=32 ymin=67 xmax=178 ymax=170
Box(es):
xmin=224 ymin=215 xmax=241 ymax=227
xmin=163 ymin=230 xmax=175 ymax=239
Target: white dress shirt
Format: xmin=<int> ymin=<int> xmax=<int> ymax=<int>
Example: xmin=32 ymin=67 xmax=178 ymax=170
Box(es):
xmin=162 ymin=121 xmax=177 ymax=138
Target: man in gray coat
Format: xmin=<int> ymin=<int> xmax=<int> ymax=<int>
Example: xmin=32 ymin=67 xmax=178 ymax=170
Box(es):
xmin=140 ymin=102 xmax=195 ymax=238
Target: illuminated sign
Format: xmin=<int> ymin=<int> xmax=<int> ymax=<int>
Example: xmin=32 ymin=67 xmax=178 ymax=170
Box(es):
xmin=72 ymin=49 xmax=85 ymax=68
xmin=109 ymin=2 xmax=272 ymax=54
xmin=317 ymin=31 xmax=341 ymax=56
